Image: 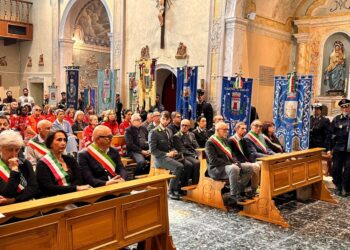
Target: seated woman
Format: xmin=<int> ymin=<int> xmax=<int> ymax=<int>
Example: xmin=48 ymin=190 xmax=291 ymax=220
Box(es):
xmin=72 ymin=110 xmax=87 ymax=133
xmin=82 ymin=115 xmax=99 ymax=148
xmin=64 ymin=108 xmax=75 ymax=126
xmin=36 ymin=130 xmax=90 ymax=196
xmin=262 ymin=121 xmax=284 ymax=153
xmin=0 ymin=130 xmax=39 ymax=205
xmin=102 ymin=109 xmax=119 ymax=135
xmin=193 ymin=116 xmax=209 ymax=148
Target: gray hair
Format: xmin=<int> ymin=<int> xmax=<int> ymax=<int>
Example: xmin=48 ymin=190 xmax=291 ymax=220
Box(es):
xmin=55 ymin=109 xmax=64 ymax=116
xmin=215 ymin=121 xmax=228 ymax=131
xmin=74 ymin=110 xmax=85 ymax=121
xmin=0 ymin=130 xmax=24 ymax=147
xmin=235 ymin=122 xmax=246 ymax=130
xmin=131 ymin=113 xmax=141 ymax=122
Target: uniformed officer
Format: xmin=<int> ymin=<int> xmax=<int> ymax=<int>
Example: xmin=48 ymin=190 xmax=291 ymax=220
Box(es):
xmin=148 ymin=111 xmax=185 ymax=200
xmin=196 ymin=89 xmax=214 ymax=130
xmin=329 ymin=98 xmax=350 ymax=196
xmin=309 ymin=103 xmax=331 ymax=149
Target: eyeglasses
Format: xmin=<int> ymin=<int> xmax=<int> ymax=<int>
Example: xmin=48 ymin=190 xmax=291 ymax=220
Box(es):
xmin=99 ymin=134 xmax=113 ymax=140
xmin=133 ymin=118 xmax=141 ymax=121
xmin=253 ymin=125 xmax=263 ymax=128
xmin=219 ymin=128 xmax=229 ymax=131
xmin=34 ymin=109 xmax=42 ymax=111
xmin=181 ymin=124 xmax=190 ymax=127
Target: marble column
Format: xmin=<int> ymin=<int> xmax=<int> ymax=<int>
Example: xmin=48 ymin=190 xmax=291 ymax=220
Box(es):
xmin=51 ymin=0 xmax=60 ymax=88
xmin=59 ymin=38 xmax=75 ymax=93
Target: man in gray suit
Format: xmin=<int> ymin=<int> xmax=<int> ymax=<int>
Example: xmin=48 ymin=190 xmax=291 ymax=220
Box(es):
xmin=205 ymin=122 xmax=253 ymax=203
xmin=149 ymin=111 xmax=185 ymax=200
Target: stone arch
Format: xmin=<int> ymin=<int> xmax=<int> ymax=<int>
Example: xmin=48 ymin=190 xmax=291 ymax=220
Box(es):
xmin=156 ymin=64 xmax=177 ymax=112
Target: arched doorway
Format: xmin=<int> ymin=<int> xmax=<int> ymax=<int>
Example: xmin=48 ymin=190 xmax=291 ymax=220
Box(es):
xmin=156 ymin=67 xmax=177 ymax=112
xmin=59 ymin=0 xmax=112 ymax=93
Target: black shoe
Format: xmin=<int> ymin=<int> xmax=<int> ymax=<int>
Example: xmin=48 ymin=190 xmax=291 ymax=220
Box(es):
xmin=231 ymin=194 xmax=247 ymax=203
xmin=335 ymin=187 xmax=343 ymax=196
xmin=168 ymin=191 xmax=180 ymax=200
xmin=244 ymin=191 xmax=256 ymax=199
xmin=178 ymin=190 xmax=187 ymax=196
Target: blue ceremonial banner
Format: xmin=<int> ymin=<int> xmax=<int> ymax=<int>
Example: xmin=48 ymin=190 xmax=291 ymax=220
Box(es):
xmin=221 ymin=77 xmax=253 ymax=135
xmin=273 ymin=75 xmax=313 ymax=152
xmin=84 ymin=87 xmax=97 ymax=110
xmin=176 ymin=66 xmax=198 ymax=120
xmin=65 ymin=66 xmax=79 ymax=109
xmin=97 ymin=69 xmax=116 ymax=115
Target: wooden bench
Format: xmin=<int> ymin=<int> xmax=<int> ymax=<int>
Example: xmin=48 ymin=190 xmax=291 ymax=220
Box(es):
xmin=0 ymin=175 xmax=176 ymax=250
xmin=239 ymin=148 xmax=338 ymax=228
xmin=181 ymin=148 xmax=229 ymax=212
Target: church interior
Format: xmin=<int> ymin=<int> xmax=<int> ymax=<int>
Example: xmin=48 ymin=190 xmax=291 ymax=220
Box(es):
xmin=1 ymin=0 xmax=350 ymax=249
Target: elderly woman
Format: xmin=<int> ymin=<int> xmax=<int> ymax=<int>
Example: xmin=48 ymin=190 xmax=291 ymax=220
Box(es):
xmin=72 ymin=110 xmax=87 ymax=132
xmin=82 ymin=115 xmax=99 ymax=148
xmin=36 ymin=130 xmax=90 ymax=196
xmin=52 ymin=109 xmax=78 ymax=156
xmin=0 ymin=130 xmax=39 ymax=205
xmin=102 ymin=109 xmax=119 ymax=135
xmin=262 ymin=121 xmax=284 ymax=153
xmin=64 ymin=108 xmax=75 ymax=125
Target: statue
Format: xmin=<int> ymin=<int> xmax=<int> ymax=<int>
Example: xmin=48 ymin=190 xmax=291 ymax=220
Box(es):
xmin=324 ymin=41 xmax=346 ymax=93
xmin=39 ymin=54 xmax=44 ymax=66
xmin=141 ymin=45 xmax=150 ymax=59
xmin=175 ymin=42 xmax=188 ymax=59
xmin=158 ymin=0 xmax=165 ymax=27
xmin=27 ymin=56 xmax=32 ymax=67
xmin=0 ymin=56 xmax=7 ymax=66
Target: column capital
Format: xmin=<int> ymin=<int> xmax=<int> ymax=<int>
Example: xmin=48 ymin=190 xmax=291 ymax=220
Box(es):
xmin=293 ymin=33 xmax=310 ymax=44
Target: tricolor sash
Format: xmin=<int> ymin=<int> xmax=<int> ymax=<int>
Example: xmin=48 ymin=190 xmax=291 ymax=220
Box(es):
xmin=28 ymin=139 xmax=50 ymax=155
xmin=262 ymin=134 xmax=283 ymax=153
xmin=0 ymin=159 xmax=24 ymax=191
xmin=246 ymin=131 xmax=267 ymax=154
xmin=211 ymin=135 xmax=233 ymax=161
xmin=87 ymin=144 xmax=116 ymax=177
xmin=230 ymin=135 xmax=248 ymax=160
xmin=42 ymin=152 xmax=70 ymax=186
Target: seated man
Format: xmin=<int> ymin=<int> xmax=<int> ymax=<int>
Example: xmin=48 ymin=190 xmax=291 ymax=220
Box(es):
xmin=229 ymin=122 xmax=260 ymax=194
xmin=26 ymin=120 xmax=52 ymax=171
xmin=78 ymin=125 xmax=128 ymax=187
xmin=173 ymin=119 xmax=200 ymax=185
xmin=243 ymin=119 xmax=275 ymax=163
xmin=125 ymin=113 xmax=150 ymax=176
xmin=168 ymin=111 xmax=181 ymax=135
xmin=206 ymin=122 xmax=253 ymax=202
xmin=207 ymin=115 xmax=224 ymax=138
xmin=149 ymin=111 xmax=186 ymax=200
xmin=147 ymin=111 xmax=160 ymax=132
xmin=193 ymin=116 xmax=208 ymax=148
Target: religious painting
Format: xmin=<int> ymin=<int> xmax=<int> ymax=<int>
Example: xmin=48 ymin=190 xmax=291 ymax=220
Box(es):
xmin=321 ymin=32 xmax=350 ymax=96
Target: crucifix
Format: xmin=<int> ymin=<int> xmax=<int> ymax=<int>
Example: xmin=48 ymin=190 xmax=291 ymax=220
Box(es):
xmin=158 ymin=0 xmax=166 ymax=49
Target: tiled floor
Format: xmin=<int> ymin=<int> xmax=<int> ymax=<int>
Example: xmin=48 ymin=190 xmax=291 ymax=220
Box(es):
xmin=168 ymin=192 xmax=350 ymax=250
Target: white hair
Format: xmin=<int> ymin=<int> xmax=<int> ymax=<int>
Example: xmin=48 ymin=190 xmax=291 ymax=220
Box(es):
xmin=131 ymin=113 xmax=141 ymax=122
xmin=74 ymin=110 xmax=85 ymax=121
xmin=0 ymin=130 xmax=24 ymax=147
xmin=215 ymin=121 xmax=228 ymax=131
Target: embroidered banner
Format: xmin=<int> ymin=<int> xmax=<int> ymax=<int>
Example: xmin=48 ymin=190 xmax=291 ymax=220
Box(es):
xmin=84 ymin=86 xmax=97 ymax=110
xmin=273 ymin=75 xmax=312 ymax=152
xmin=97 ymin=69 xmax=116 ymax=115
xmin=48 ymin=84 xmax=58 ymax=106
xmin=176 ymin=66 xmax=198 ymax=120
xmin=65 ymin=66 xmax=80 ymax=109
xmin=221 ymin=76 xmax=253 ymax=135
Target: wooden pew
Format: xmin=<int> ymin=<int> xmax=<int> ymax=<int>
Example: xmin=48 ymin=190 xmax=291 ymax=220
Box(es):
xmin=239 ymin=148 xmax=338 ymax=228
xmin=0 ymin=175 xmax=176 ymax=250
xmin=181 ymin=148 xmax=229 ymax=212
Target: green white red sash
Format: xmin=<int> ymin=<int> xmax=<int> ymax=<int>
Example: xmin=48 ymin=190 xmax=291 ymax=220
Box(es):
xmin=230 ymin=135 xmax=248 ymax=160
xmin=0 ymin=159 xmax=24 ymax=191
xmin=246 ymin=131 xmax=267 ymax=154
xmin=42 ymin=152 xmax=70 ymax=186
xmin=28 ymin=138 xmax=50 ymax=155
xmin=211 ymin=135 xmax=233 ymax=161
xmin=263 ymin=134 xmax=283 ymax=153
xmin=87 ymin=144 xmax=116 ymax=177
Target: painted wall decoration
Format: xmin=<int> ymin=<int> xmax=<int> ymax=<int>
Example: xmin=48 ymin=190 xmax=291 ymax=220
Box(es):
xmin=97 ymin=68 xmax=116 ymax=115
xmin=273 ymin=74 xmax=312 ymax=152
xmin=221 ymin=76 xmax=253 ymax=135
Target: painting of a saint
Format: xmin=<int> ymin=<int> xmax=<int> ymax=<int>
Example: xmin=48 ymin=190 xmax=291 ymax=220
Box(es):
xmin=324 ymin=41 xmax=346 ymax=93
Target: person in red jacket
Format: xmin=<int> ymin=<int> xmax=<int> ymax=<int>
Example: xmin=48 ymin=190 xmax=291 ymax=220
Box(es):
xmin=102 ymin=109 xmax=119 ymax=135
xmin=119 ymin=109 xmax=132 ymax=135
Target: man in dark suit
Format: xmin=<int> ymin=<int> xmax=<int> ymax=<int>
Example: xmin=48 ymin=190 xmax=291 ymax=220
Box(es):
xmin=205 ymin=121 xmax=252 ymax=202
xmin=115 ymin=93 xmax=123 ymax=124
xmin=78 ymin=125 xmax=128 ymax=187
xmin=125 ymin=113 xmax=150 ymax=176
xmin=173 ymin=119 xmax=200 ymax=185
xmin=243 ymin=120 xmax=275 ymax=163
xmin=147 ymin=111 xmax=160 ymax=132
xmin=196 ymin=89 xmax=213 ymax=129
xmin=168 ymin=111 xmax=181 ymax=135
xmin=193 ymin=116 xmax=208 ymax=148
xmin=207 ymin=115 xmax=224 ymax=138
xmin=309 ymin=103 xmax=331 ymax=149
xmin=149 ymin=111 xmax=186 ymax=200
xmin=229 ymin=122 xmax=260 ymax=194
